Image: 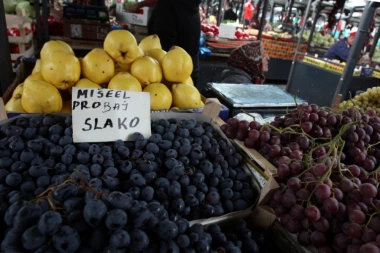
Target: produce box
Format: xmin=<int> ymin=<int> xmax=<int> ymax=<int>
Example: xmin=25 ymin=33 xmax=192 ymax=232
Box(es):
xmin=232 ymin=139 xmax=277 ymax=180
xmin=116 ymin=4 xmax=153 ymax=26
xmin=217 ymin=102 xmax=380 ymax=252
xmin=212 ymin=113 xmax=316 ymax=252
xmin=270 ymin=220 xmax=314 ymax=253
xmin=63 ymin=19 xmax=110 ymax=41
xmin=213 ymin=114 xmax=277 ymax=181
xmin=152 ymin=112 xmax=262 ymax=225
xmin=62 ymin=4 xmax=110 ymax=41
xmin=195 ymin=178 xmax=282 ymax=251
xmin=0 ymin=111 xmax=266 ymax=251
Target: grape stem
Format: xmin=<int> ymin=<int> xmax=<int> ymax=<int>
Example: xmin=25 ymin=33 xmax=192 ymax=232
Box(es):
xmin=260 ymin=122 xmax=314 ymax=141
xmin=365 ymin=213 xmax=378 ymax=228
xmin=297 ymin=122 xmax=357 ymax=204
xmin=368 ymin=165 xmax=380 ymax=176
xmin=293 ymin=90 xmax=299 ymax=107
xmin=240 ymin=109 xmax=256 ymax=121
xmin=366 ymin=140 xmax=380 ymax=153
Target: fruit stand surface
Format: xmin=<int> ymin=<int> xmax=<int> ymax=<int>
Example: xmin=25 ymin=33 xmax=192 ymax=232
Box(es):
xmin=288 ymin=61 xmax=380 ymax=107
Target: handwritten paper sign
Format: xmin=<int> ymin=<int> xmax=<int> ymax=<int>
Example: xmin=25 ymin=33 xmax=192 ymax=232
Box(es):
xmin=72 ymin=88 xmax=151 ymax=143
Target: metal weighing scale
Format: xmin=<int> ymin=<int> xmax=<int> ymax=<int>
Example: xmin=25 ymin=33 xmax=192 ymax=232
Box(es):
xmin=205 ymin=83 xmax=305 ymax=118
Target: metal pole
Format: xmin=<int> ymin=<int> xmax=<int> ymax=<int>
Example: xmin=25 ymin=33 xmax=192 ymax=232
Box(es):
xmin=206 ymin=0 xmax=211 ymax=16
xmin=285 ymin=0 xmax=312 ymax=92
xmin=217 ymin=0 xmax=225 ymax=26
xmin=307 ymin=2 xmax=322 ymax=49
xmin=332 ymin=1 xmax=380 ymax=106
xmin=333 ymin=2 xmax=346 ymax=37
xmin=370 ymin=26 xmax=380 ymax=57
xmin=42 ymin=0 xmax=49 ymax=43
xmin=34 ymin=0 xmax=43 ymax=52
xmin=270 ymin=2 xmax=275 ymax=24
xmin=255 ymin=0 xmax=262 ymax=23
xmin=0 ymin=0 xmax=13 ymax=96
xmin=257 ymin=0 xmax=269 ymax=40
xmin=239 ymin=1 xmax=245 ymax=23
xmin=285 ymin=0 xmax=294 ymax=23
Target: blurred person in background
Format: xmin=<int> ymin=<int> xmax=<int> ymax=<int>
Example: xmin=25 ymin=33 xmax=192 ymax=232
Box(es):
xmin=324 ymin=31 xmax=357 ymax=62
xmin=224 ymin=2 xmax=237 ymax=22
xmin=244 ymin=0 xmax=254 ymax=28
xmin=221 ymin=41 xmax=270 ymax=84
xmin=199 ymin=5 xmax=207 ymax=23
xmin=127 ymin=0 xmax=201 ymax=87
xmin=263 ymin=20 xmax=272 ymax=32
xmin=294 ymin=22 xmax=300 ymax=34
xmin=305 ymin=20 xmax=313 ymax=30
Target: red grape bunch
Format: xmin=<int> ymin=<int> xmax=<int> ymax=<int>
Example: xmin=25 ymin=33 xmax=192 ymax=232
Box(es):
xmin=221 ymin=105 xmax=380 ymax=252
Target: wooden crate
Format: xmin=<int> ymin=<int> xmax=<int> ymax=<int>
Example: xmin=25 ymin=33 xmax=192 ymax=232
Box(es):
xmin=213 ymin=117 xmax=277 ymax=181
xmin=232 ymin=140 xmax=277 ymax=180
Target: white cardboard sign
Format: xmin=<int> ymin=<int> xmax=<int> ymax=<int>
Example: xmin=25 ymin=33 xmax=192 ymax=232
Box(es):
xmin=71 ymin=88 xmax=151 ymax=143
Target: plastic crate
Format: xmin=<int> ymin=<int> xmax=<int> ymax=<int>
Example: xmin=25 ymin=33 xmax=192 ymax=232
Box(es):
xmin=6 ymin=12 xmax=34 ymax=62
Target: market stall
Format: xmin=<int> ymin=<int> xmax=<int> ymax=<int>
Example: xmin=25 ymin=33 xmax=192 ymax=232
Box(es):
xmin=218 ymin=100 xmax=380 ymax=253
xmin=286 ymin=0 xmax=380 ymax=107
xmin=199 ymin=0 xmax=310 ymax=83
xmin=198 ymin=35 xmax=308 ymax=89
xmin=0 ymin=21 xmax=296 ymax=253
xmin=286 ymin=57 xmax=377 ymax=106
xmin=3 ymin=1 xmax=380 ymax=252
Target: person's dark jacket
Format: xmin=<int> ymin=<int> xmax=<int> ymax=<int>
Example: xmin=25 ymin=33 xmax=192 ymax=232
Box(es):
xmin=224 ymin=9 xmax=237 ymax=21
xmin=148 ymin=0 xmax=201 ymax=86
xmin=324 ymin=38 xmax=350 ymax=62
xmin=221 ymin=67 xmax=252 ymax=84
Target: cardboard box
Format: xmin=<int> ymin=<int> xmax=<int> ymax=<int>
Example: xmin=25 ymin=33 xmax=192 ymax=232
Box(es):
xmin=63 ymin=19 xmax=110 ymax=41
xmin=116 ymin=4 xmax=153 ymax=26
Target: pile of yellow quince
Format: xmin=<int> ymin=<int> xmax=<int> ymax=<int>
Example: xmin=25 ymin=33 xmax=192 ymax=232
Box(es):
xmin=6 ymin=30 xmax=204 ymax=113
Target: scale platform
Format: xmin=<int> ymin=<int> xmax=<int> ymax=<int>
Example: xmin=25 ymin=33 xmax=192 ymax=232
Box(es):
xmin=205 ymin=83 xmax=305 ymax=118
